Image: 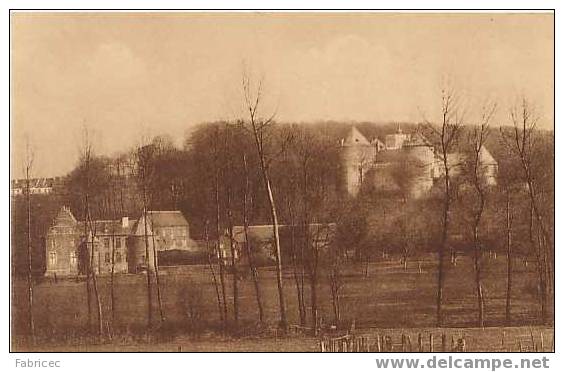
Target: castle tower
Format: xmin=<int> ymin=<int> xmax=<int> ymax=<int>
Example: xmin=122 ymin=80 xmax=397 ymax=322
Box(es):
xmin=401 ymin=133 xmax=435 ymax=198
xmin=339 ymin=127 xmax=376 ymax=196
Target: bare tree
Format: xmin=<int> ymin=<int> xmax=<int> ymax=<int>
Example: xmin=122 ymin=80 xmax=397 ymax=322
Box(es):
xmin=504 ymin=185 xmax=513 ymax=325
xmin=213 ymin=126 xmax=228 ymax=328
xmin=224 ymin=123 xmax=240 ymax=326
xmin=466 ymin=102 xmax=496 ymax=327
xmin=135 ymin=144 xmax=154 ymax=328
xmin=503 ymin=98 xmax=552 ymax=324
xmin=242 ymin=152 xmax=265 ymax=323
xmin=22 ymin=135 xmax=35 ymax=343
xmin=242 ymin=72 xmax=288 ymax=330
xmin=284 ymin=185 xmax=307 ymax=326
xmin=327 ymin=238 xmax=344 ymax=325
xmin=150 ymin=213 xmax=165 ymax=324
xmin=79 ymin=126 xmax=104 ymax=337
xmin=108 ymin=158 xmax=122 ymax=334
xmin=424 ymin=86 xmax=464 ymax=327
xmin=204 ymin=219 xmax=224 ymax=323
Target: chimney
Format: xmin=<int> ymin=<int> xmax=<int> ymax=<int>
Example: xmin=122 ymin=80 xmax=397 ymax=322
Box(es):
xmin=122 ymin=216 xmax=129 ymax=228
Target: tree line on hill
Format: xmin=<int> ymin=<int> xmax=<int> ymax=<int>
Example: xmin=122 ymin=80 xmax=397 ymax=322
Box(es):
xmin=13 ymin=79 xmax=553 ymax=342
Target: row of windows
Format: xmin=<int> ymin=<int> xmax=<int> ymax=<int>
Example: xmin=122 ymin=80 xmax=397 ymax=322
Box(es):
xmin=48 ymin=251 xmax=126 ymax=266
xmin=51 ymin=236 xmax=126 ymax=249
xmin=104 ymin=252 xmax=126 ymax=263
xmin=157 ymin=227 xmax=187 ymax=239
xmin=103 ymin=237 xmax=125 ymax=249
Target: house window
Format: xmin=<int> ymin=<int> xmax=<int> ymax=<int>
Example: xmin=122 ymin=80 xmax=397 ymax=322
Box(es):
xmin=49 ymin=251 xmax=57 ymax=266
xmin=105 ymin=252 xmax=110 ymax=263
xmin=116 ymin=252 xmax=122 ymax=263
xmin=104 ymin=238 xmax=110 ymax=249
xmin=70 ymin=251 xmax=77 ymax=266
xmin=116 ymin=238 xmax=122 ymax=248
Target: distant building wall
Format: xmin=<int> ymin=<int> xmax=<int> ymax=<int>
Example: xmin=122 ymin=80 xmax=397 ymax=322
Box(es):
xmin=340 ymin=144 xmax=376 ymax=196
xmin=127 ymin=235 xmax=159 ymax=273
xmin=45 ymin=206 xmax=79 ymax=277
xmin=45 ymin=229 xmax=78 ymax=277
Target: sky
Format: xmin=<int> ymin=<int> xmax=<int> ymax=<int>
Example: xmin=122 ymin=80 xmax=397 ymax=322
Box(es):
xmin=10 ymin=12 xmax=554 ymax=178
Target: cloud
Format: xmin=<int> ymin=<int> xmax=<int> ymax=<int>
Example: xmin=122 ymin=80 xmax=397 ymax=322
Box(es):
xmin=85 ymin=42 xmax=146 ymax=80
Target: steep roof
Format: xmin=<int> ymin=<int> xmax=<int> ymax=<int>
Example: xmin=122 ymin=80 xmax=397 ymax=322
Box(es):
xmin=146 ymin=211 xmax=189 ymax=227
xmin=78 ymin=219 xmax=132 ymax=236
xmin=50 ymin=206 xmax=77 ymax=228
xmin=231 ymin=223 xmax=337 ymax=244
xmin=403 ymin=132 xmax=434 ymax=148
xmin=342 ymin=127 xmax=371 ymax=146
xmin=130 ymin=211 xmax=188 ymax=236
xmin=478 ymin=146 xmax=497 ymax=166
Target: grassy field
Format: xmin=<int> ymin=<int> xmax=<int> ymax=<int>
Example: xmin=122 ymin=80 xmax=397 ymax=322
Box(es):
xmin=11 ymin=253 xmax=553 ymax=351
xmin=15 ymin=326 xmax=554 ymax=352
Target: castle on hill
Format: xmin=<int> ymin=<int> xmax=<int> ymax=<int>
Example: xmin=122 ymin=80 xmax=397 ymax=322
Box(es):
xmin=339 ymin=126 xmax=498 ymax=198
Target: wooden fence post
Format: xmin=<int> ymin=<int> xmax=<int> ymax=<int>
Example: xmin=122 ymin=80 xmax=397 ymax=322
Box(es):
xmin=442 ymin=334 xmax=447 ymax=352
xmin=429 ymin=334 xmax=434 ymax=352
xmin=401 ymin=334 xmax=406 ymax=352
xmin=376 ymin=334 xmax=381 ymax=352
xmin=418 ymin=333 xmax=423 ymax=352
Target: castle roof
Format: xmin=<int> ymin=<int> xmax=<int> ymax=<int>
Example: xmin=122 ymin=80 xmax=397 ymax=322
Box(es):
xmin=342 ymin=127 xmax=371 ymax=146
xmin=403 ymin=132 xmax=434 ymax=148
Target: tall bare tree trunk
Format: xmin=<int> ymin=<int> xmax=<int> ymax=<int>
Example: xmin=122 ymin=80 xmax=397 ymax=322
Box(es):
xmin=473 ymin=223 xmax=485 ymax=327
xmin=84 ymin=204 xmax=92 ymax=332
xmin=226 ymin=191 xmax=239 ymax=325
xmin=471 ymin=166 xmax=486 ymax=328
xmin=243 ymin=74 xmax=287 ymax=330
xmin=205 ymin=221 xmax=224 ymax=323
xmin=262 ymin=173 xmax=288 ymax=329
xmin=310 ymin=243 xmax=319 ymax=333
xmin=505 ymin=189 xmax=513 ymax=325
xmin=214 ymin=171 xmax=228 ymax=328
xmin=243 ymin=154 xmax=264 ymax=323
xmin=507 ymin=100 xmax=551 ymax=324
xmin=288 ymin=214 xmax=306 ymax=326
xmin=25 ymin=165 xmax=35 ymax=343
xmin=436 ymin=158 xmax=449 ymax=327
xmin=109 ymin=232 xmax=116 ymax=335
xmin=432 ymin=88 xmax=462 ymax=328
xmin=88 ymin=216 xmax=103 ymax=337
xmin=150 ymin=219 xmax=165 ymax=324
xmin=80 ymin=131 xmax=104 ymax=338
xmin=142 ymin=205 xmax=153 ymax=329
xmin=529 ymin=202 xmax=547 ymax=324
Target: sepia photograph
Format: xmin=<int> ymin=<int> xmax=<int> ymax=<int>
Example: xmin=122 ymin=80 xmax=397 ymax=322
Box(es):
xmin=9 ymin=10 xmax=554 ymax=355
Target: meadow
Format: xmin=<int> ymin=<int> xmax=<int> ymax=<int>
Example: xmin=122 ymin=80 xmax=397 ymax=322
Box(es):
xmin=11 ymin=253 xmax=553 ymax=351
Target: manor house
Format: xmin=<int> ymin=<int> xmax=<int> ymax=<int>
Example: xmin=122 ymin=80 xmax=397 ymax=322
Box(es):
xmin=44 ymin=207 xmax=193 ymax=276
